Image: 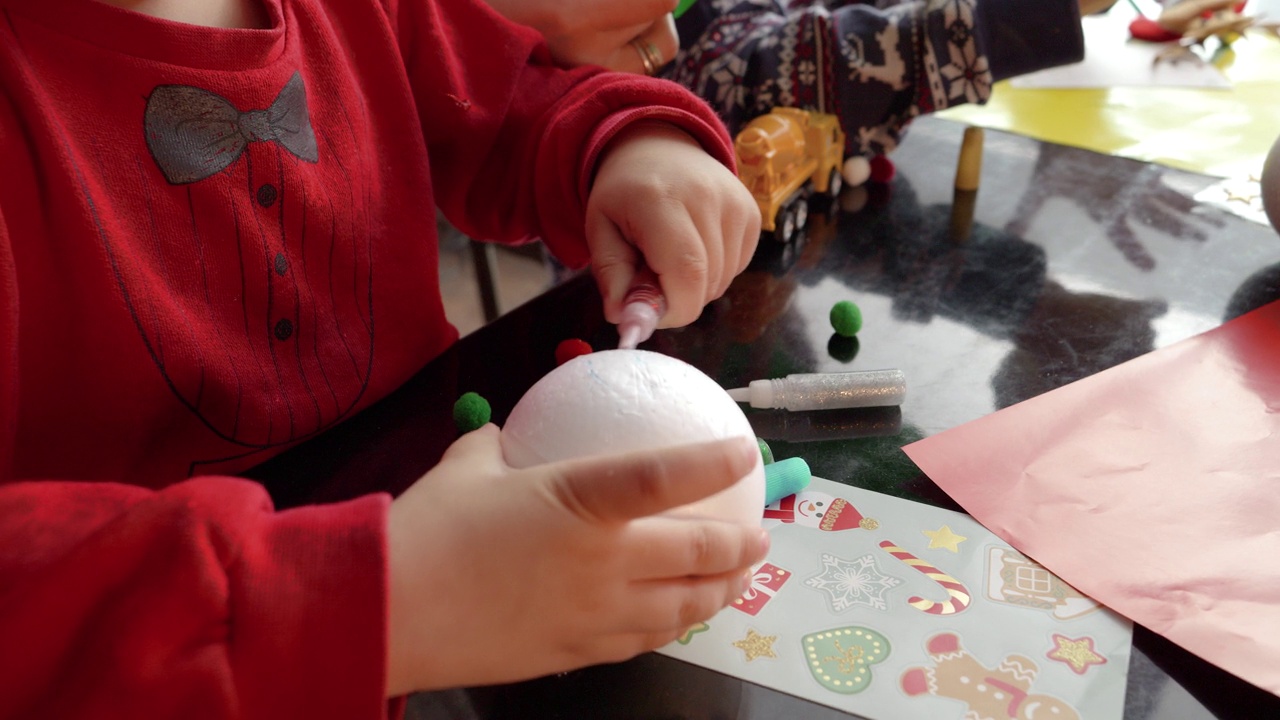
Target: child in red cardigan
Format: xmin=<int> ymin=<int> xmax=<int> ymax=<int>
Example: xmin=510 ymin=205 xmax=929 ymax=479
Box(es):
xmin=0 ymin=0 xmax=767 ymax=714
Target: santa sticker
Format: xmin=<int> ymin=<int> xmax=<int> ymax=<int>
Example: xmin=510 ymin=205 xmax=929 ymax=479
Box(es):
xmin=763 ymin=491 xmax=879 ymax=532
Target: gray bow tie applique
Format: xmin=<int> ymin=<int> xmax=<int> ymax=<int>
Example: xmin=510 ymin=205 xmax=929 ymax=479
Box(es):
xmin=145 ymin=71 xmax=319 ymax=185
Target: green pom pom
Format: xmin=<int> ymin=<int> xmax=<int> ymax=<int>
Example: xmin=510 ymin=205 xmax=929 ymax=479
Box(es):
xmin=830 ymin=300 xmax=863 ymax=337
xmin=453 ymin=392 xmax=491 ymax=433
xmin=757 ymin=437 xmax=774 ymax=465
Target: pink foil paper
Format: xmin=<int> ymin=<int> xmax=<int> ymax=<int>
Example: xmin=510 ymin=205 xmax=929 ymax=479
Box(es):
xmin=904 ymin=300 xmax=1280 ymax=694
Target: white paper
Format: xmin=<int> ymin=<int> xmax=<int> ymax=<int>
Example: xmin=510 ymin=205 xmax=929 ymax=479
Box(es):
xmin=1194 ymin=171 xmax=1271 ymax=226
xmin=1010 ymin=6 xmax=1231 ymax=90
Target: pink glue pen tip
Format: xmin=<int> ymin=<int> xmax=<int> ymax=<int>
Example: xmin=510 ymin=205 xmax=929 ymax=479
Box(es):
xmin=618 ymin=325 xmax=643 ymax=350
xmin=616 ymin=284 xmax=664 ymax=350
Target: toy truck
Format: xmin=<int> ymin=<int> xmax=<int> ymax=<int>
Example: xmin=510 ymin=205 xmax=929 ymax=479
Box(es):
xmin=734 ymin=107 xmax=846 ymax=243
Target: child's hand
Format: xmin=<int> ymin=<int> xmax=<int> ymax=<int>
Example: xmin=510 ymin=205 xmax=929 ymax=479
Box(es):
xmin=384 ymin=425 xmax=769 ymax=695
xmin=1078 ymin=0 xmax=1117 ymax=15
xmin=587 ymin=122 xmax=761 ymax=328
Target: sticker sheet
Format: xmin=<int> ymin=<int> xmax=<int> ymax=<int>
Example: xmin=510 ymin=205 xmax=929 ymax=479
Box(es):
xmin=657 ymin=477 xmax=1133 ymax=720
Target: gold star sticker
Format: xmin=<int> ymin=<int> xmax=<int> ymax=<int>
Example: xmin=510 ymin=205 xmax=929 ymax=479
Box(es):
xmin=676 ymin=622 xmax=710 ymax=645
xmin=1046 ymin=634 xmax=1107 ymax=675
xmin=1223 ymin=187 xmax=1259 ymax=205
xmin=732 ymin=628 xmax=778 ymax=662
xmin=922 ymin=524 xmax=967 ymax=552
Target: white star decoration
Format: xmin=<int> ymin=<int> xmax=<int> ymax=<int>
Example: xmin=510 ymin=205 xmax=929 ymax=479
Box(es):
xmin=805 ymin=553 xmax=902 ymax=612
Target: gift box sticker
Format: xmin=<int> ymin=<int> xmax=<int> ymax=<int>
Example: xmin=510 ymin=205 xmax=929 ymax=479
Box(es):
xmin=732 ymin=562 xmax=792 ymax=616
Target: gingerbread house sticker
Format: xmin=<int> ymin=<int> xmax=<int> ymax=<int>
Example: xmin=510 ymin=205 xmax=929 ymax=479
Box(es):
xmin=985 ymin=547 xmax=1100 ymax=620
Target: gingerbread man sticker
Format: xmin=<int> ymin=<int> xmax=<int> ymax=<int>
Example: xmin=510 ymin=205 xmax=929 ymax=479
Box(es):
xmin=900 ymin=632 xmax=1081 ymax=720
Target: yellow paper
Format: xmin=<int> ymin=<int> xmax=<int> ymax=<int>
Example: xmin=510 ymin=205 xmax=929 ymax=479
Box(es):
xmin=938 ymin=29 xmax=1280 ymax=178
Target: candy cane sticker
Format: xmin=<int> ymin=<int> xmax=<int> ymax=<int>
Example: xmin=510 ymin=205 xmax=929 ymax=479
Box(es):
xmin=878 ymin=540 xmax=971 ymax=615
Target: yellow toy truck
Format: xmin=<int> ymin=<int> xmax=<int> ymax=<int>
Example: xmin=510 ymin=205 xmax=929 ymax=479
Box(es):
xmin=735 ymin=107 xmax=846 ymax=243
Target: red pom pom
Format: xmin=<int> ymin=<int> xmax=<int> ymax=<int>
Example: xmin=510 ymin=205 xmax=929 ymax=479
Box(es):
xmin=555 ymin=338 xmax=593 ymax=366
xmin=868 ymin=155 xmax=896 ymax=184
xmin=1129 ymin=16 xmax=1182 ymax=42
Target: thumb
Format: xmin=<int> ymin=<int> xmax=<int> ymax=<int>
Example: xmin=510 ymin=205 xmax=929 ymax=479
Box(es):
xmin=541 ymin=437 xmax=759 ymax=524
xmin=437 ymin=423 xmax=506 ymax=470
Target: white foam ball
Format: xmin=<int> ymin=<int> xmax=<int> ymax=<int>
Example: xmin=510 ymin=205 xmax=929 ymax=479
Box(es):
xmin=501 ymin=349 xmax=764 ymax=526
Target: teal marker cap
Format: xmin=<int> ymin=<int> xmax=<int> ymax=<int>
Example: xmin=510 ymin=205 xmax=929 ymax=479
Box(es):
xmin=674 ymin=0 xmax=698 ymax=19
xmin=763 ymin=457 xmax=811 ymax=506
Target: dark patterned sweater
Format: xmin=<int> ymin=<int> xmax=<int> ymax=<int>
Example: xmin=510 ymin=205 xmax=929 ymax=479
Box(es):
xmin=674 ymin=0 xmax=1085 ymax=157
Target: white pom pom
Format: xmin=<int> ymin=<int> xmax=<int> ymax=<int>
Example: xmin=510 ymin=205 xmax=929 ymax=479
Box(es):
xmin=842 ymin=156 xmax=871 ymax=187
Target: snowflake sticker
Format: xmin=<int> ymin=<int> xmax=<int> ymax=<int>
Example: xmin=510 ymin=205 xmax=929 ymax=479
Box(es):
xmin=805 ymin=553 xmax=902 ymax=612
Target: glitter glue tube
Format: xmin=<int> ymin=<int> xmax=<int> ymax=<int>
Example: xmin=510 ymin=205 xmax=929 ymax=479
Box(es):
xmin=727 ymin=370 xmax=906 ymax=411
xmin=749 ymin=406 xmax=903 ymax=443
xmin=617 ymin=282 xmax=666 ymax=350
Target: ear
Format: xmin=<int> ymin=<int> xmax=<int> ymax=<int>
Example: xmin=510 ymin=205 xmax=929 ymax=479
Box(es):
xmin=900 ymin=668 xmax=932 ymax=697
xmin=926 ymin=632 xmax=961 ymax=656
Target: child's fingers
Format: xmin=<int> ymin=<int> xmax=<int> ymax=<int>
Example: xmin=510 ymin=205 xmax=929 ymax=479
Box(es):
xmin=718 ymin=182 xmax=758 ymax=285
xmin=588 ymin=192 xmax=708 ymax=328
xmin=638 ymin=211 xmax=708 ymax=328
xmin=539 ymin=436 xmax=758 ymax=523
xmin=626 ymin=570 xmax=753 ymax=634
xmin=692 ymin=215 xmax=726 ymax=306
xmin=735 ymin=207 xmax=760 ymax=276
xmin=566 ymin=573 xmax=745 ymax=664
xmin=437 ymin=423 xmax=504 ymax=468
xmin=624 ymin=516 xmax=768 ymax=580
xmin=585 ymin=212 xmax=639 ymax=324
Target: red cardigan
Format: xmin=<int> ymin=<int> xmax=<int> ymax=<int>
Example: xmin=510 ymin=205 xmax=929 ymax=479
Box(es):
xmin=0 ymin=0 xmax=736 ymax=715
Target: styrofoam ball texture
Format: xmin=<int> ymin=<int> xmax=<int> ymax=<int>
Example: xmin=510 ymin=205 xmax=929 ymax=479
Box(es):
xmin=501 ymin=349 xmax=765 ymax=527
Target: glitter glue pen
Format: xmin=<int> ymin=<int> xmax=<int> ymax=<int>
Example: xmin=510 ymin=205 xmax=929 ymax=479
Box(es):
xmin=617 ymin=269 xmax=667 ymax=350
xmin=727 ymin=370 xmax=906 ymax=411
